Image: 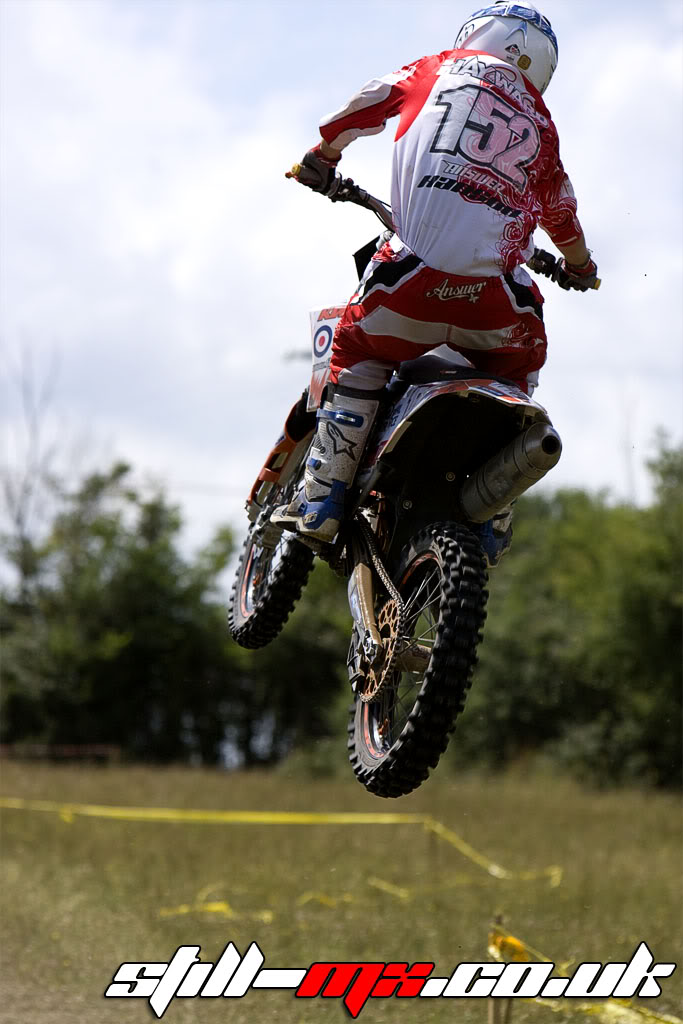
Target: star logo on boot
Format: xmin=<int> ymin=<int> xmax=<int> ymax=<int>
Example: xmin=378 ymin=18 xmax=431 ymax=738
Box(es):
xmin=325 ymin=422 xmax=358 ymax=460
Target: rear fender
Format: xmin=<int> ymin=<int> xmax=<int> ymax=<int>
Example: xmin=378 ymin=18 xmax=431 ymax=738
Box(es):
xmin=354 ymin=379 xmax=552 ymax=560
xmin=361 ymin=376 xmax=549 ymax=480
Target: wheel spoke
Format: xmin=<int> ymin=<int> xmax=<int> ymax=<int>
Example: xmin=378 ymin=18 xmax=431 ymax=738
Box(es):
xmin=371 ymin=560 xmax=446 ymax=745
xmin=393 ymin=684 xmax=417 ymax=718
xmin=350 ymin=525 xmax=488 ymax=798
xmin=385 ymin=702 xmax=407 ymax=740
xmin=248 ymin=533 xmax=294 ymax=605
xmin=402 ymin=576 xmax=430 ymax=615
xmin=405 ymin=579 xmax=441 ymax=625
xmin=411 ymin=617 xmax=439 ymax=644
xmin=403 ymin=571 xmax=436 ymax=613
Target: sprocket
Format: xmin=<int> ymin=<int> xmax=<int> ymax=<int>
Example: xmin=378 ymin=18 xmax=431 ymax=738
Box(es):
xmin=359 ymin=598 xmax=401 ymax=703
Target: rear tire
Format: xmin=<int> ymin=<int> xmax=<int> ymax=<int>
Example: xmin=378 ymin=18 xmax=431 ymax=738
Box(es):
xmin=348 ymin=522 xmax=487 ymax=798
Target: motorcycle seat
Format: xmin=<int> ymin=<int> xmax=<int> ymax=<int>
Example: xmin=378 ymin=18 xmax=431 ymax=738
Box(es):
xmin=396 ymin=353 xmax=517 ymax=388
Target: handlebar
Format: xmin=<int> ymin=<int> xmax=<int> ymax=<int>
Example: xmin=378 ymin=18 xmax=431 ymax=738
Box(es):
xmin=526 ymin=247 xmax=601 ymax=291
xmin=288 ymin=165 xmax=394 ymax=232
xmin=330 ymin=177 xmax=396 ymax=232
xmin=288 ymin=166 xmax=600 ymax=290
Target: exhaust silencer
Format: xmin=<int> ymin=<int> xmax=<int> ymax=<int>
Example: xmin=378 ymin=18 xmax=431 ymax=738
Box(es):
xmin=459 ymin=421 xmax=562 ymax=523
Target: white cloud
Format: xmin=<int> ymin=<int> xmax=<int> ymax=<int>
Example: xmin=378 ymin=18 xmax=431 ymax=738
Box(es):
xmin=1 ymin=0 xmax=681 ymax=563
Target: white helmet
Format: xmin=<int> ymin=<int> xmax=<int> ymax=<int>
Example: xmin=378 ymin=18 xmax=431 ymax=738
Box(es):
xmin=455 ymin=2 xmax=558 ymax=95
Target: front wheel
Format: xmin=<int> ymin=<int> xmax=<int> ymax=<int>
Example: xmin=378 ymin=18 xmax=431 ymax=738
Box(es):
xmin=348 ymin=522 xmax=488 ymax=798
xmin=229 ymin=528 xmax=314 ymax=649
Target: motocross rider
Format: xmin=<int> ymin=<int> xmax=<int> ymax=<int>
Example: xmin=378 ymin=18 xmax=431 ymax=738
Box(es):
xmin=272 ymin=1 xmax=598 ymax=564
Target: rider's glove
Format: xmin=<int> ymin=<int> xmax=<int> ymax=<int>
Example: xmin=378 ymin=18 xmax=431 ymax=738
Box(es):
xmin=553 ymin=255 xmax=599 ymax=292
xmin=295 ymin=145 xmax=341 ymax=196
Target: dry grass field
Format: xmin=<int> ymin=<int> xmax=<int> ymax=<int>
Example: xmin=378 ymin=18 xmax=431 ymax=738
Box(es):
xmin=1 ymin=760 xmax=681 ymax=1023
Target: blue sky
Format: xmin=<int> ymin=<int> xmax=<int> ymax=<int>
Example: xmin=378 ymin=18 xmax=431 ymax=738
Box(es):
xmin=2 ymin=0 xmax=682 ymax=560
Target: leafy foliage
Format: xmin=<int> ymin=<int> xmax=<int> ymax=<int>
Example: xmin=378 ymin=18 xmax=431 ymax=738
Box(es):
xmin=0 ymin=464 xmax=346 ymax=766
xmin=1 ymin=439 xmax=681 ymax=787
xmin=453 ymin=438 xmax=682 ymax=787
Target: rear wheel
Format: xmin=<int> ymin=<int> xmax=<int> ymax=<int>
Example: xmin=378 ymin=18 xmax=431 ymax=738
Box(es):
xmin=348 ymin=522 xmax=487 ymax=798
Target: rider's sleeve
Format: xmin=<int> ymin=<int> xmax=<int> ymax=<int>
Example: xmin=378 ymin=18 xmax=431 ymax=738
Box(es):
xmin=537 ymin=127 xmax=584 ymax=247
xmin=319 ymin=54 xmax=439 ymax=151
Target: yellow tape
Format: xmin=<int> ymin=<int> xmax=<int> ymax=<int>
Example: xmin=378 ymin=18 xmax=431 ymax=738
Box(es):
xmin=297 ymin=891 xmax=354 ymax=909
xmin=489 ymin=925 xmax=553 ymax=965
xmin=529 ymin=997 xmax=682 ymax=1024
xmin=367 ymin=876 xmax=412 ymax=902
xmin=295 ymin=875 xmax=505 ymax=910
xmin=0 ymin=797 xmax=423 ymax=826
xmin=423 ymin=817 xmax=563 ymax=886
xmin=159 ymin=882 xmax=274 ymax=923
xmin=0 ymin=796 xmax=559 ymax=885
xmin=196 ymin=882 xmax=227 ymax=903
xmin=487 ymin=926 xmax=682 ymax=1024
xmin=159 ymin=900 xmax=236 ymax=920
xmin=159 ymin=900 xmax=274 ymax=924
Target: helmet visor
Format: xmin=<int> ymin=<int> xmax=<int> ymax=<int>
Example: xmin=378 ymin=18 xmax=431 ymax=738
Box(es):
xmin=468 ymin=3 xmax=558 ymax=58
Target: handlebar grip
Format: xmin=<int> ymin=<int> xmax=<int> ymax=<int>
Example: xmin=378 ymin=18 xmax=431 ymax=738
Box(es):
xmin=573 ymin=273 xmax=601 ymax=290
xmin=528 ymin=248 xmax=601 ymax=290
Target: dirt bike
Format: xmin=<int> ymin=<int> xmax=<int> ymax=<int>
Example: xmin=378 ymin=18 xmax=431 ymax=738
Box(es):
xmin=228 ymin=175 xmax=599 ymax=799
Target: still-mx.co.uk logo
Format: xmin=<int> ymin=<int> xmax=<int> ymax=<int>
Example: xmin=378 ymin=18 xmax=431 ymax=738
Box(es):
xmin=104 ymin=940 xmax=676 ymax=1018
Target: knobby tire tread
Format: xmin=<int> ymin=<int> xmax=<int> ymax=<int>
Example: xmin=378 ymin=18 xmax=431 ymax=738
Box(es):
xmin=347 ymin=522 xmax=488 ymax=798
xmin=229 ymin=534 xmax=314 ymax=650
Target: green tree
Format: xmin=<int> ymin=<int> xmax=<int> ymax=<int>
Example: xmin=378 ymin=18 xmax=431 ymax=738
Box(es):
xmin=453 ymin=438 xmax=682 ymax=787
xmin=1 ymin=463 xmax=236 ymax=763
xmin=3 ymin=440 xmax=679 ymax=785
xmin=223 ymin=561 xmax=350 ymax=766
xmin=1 ymin=462 xmax=351 ymax=766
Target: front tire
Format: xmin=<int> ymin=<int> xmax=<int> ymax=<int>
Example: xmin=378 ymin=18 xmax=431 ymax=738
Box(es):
xmin=229 ymin=529 xmax=314 ymax=649
xmin=348 ymin=522 xmax=488 ymax=798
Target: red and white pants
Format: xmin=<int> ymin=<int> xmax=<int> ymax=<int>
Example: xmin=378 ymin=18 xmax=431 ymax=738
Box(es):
xmin=329 ymin=243 xmax=547 ymax=395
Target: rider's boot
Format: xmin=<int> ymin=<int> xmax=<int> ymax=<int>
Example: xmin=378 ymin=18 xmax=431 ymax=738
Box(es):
xmin=476 ymin=503 xmax=515 ymax=568
xmin=270 ymin=384 xmax=380 ymax=543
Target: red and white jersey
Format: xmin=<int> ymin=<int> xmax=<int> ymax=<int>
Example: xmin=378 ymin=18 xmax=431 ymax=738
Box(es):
xmin=320 ymin=50 xmax=583 ymax=277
